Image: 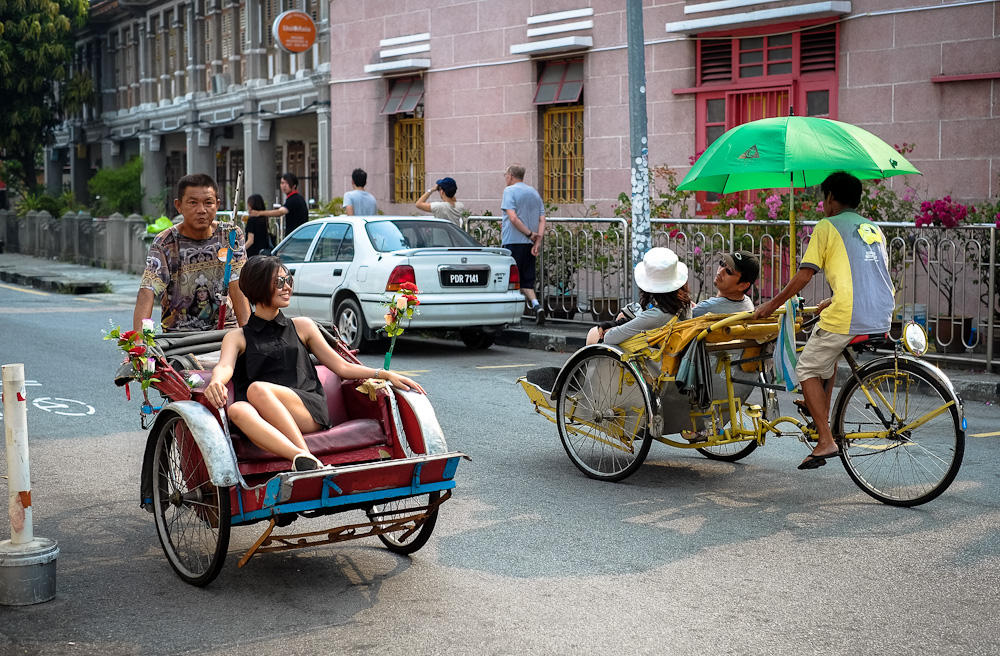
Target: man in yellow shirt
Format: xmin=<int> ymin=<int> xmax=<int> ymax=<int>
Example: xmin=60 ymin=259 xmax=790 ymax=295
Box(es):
xmin=754 ymin=172 xmax=894 ymax=470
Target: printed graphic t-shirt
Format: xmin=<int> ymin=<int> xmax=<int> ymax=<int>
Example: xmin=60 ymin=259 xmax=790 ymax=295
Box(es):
xmin=799 ymin=211 xmax=895 ymax=335
xmin=140 ymin=222 xmax=247 ymax=332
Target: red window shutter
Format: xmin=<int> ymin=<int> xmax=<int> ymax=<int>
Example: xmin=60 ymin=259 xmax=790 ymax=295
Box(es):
xmin=699 ymin=40 xmax=733 ymax=84
xmin=800 ymin=24 xmax=837 ymax=74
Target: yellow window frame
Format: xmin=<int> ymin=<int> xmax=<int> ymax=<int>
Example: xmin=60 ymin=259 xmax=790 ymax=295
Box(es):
xmin=393 ymin=117 xmax=425 ymax=204
xmin=543 ymin=105 xmax=584 ymax=204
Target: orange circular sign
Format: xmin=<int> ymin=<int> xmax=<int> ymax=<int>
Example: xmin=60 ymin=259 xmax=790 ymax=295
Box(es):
xmin=272 ymin=10 xmax=316 ymax=54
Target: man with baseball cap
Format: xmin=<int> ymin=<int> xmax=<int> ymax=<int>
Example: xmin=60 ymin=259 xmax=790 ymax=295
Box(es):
xmin=692 ymin=250 xmax=760 ymax=317
xmin=416 ymin=176 xmax=466 ymax=225
xmin=680 ymin=249 xmax=760 ymax=442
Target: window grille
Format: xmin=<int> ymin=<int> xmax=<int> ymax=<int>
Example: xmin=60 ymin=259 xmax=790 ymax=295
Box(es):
xmin=393 ymin=117 xmax=425 ymax=204
xmin=542 ymin=105 xmax=584 ymax=204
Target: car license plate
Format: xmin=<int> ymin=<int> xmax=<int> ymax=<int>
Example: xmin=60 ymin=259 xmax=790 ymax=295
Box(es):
xmin=440 ymin=268 xmax=488 ymax=287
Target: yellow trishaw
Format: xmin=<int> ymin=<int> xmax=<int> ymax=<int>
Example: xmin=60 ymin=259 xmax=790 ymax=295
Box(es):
xmin=519 ymin=308 xmax=965 ymax=507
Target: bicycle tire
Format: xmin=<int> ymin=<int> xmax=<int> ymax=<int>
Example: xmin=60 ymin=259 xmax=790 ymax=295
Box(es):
xmin=556 ymin=350 xmax=653 ymax=482
xmin=832 ymin=358 xmax=964 ymax=507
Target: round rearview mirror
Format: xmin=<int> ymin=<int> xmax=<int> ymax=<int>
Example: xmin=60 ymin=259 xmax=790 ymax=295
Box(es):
xmin=902 ymin=321 xmax=928 ymax=356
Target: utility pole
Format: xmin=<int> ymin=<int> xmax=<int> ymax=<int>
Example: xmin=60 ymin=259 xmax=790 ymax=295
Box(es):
xmin=626 ymin=0 xmax=650 ymax=301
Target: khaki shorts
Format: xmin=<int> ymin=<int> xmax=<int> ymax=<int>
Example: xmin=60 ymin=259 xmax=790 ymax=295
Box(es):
xmin=795 ymin=328 xmax=854 ymax=381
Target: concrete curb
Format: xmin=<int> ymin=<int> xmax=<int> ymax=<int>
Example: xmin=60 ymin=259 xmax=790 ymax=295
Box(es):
xmin=0 ymin=270 xmax=111 ymax=294
xmin=497 ymin=326 xmax=587 ymax=353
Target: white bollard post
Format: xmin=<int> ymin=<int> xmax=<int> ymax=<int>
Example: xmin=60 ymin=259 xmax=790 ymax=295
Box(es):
xmin=1 ymin=363 xmax=58 ymax=605
xmin=3 ymin=363 xmax=33 ymax=544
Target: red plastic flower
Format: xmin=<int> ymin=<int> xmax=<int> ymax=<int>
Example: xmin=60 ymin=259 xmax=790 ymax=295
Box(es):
xmin=128 ymin=345 xmax=147 ymax=357
xmin=398 ymin=281 xmax=419 ymax=293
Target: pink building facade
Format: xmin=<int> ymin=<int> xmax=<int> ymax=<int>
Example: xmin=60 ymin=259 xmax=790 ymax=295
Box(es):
xmin=327 ymin=0 xmax=999 ymax=217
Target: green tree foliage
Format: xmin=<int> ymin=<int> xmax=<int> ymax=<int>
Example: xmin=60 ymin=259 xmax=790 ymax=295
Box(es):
xmin=88 ymin=156 xmax=144 ymax=215
xmin=0 ymin=0 xmax=90 ymax=191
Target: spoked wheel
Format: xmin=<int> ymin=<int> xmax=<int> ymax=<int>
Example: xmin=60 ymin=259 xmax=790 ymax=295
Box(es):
xmin=152 ymin=414 xmax=231 ymax=586
xmin=696 ymin=373 xmax=769 ymax=462
xmin=366 ymin=491 xmax=440 ymax=555
xmin=832 ymin=359 xmax=964 ymax=507
xmin=556 ymin=350 xmax=653 ymax=482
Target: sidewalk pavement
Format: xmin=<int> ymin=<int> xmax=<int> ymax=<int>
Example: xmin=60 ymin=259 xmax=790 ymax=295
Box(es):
xmin=2 ymin=252 xmax=998 ymax=405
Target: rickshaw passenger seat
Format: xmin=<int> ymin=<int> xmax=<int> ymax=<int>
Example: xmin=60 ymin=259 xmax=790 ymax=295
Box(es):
xmin=221 ymin=366 xmax=389 ymax=469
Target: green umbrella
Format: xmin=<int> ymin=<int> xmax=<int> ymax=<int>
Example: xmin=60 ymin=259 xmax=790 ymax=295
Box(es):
xmin=677 ymin=116 xmax=920 ymax=272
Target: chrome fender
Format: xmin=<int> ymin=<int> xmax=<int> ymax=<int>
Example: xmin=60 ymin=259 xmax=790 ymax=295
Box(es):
xmin=147 ymin=401 xmax=240 ymax=487
xmin=850 ymin=355 xmax=964 ymax=425
xmin=392 ymin=389 xmax=448 ymax=455
xmin=550 ymin=343 xmax=662 ymax=439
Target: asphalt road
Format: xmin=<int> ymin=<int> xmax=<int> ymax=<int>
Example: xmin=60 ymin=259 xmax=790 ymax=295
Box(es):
xmin=1 ymin=283 xmax=999 ymax=656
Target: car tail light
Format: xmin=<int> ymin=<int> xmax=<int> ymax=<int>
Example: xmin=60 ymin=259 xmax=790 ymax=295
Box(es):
xmin=508 ymin=264 xmax=520 ymax=290
xmin=386 ymin=265 xmax=416 ymax=292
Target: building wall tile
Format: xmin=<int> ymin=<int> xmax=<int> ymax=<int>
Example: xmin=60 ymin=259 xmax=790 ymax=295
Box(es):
xmin=837 ymin=85 xmax=894 ymax=124
xmin=893 ymin=4 xmax=996 ymax=47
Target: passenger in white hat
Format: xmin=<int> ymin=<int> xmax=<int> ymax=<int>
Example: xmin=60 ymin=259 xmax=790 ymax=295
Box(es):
xmin=587 ymin=247 xmax=691 ymax=346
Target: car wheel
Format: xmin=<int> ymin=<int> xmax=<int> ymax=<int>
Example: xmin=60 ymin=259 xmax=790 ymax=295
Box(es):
xmin=335 ymin=297 xmax=371 ymax=352
xmin=460 ymin=328 xmax=495 ymax=350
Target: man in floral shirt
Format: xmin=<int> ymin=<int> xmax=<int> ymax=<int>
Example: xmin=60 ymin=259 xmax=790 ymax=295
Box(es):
xmin=133 ymin=173 xmax=251 ymax=332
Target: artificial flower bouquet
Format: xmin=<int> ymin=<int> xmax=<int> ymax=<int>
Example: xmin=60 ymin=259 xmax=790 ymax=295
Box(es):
xmin=104 ymin=319 xmax=191 ymax=403
xmin=381 ymin=281 xmax=420 ymax=369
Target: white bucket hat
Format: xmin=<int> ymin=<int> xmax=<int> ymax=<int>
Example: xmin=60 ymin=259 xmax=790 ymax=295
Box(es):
xmin=634 ymin=247 xmax=688 ymax=293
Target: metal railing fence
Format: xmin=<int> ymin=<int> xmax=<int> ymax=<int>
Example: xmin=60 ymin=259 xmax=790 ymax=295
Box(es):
xmin=465 ymin=215 xmax=998 ymax=368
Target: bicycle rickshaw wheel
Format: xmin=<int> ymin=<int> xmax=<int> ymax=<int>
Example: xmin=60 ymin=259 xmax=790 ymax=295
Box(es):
xmin=366 ymin=491 xmax=440 ymax=555
xmin=832 ymin=359 xmax=964 ymax=507
xmin=152 ymin=414 xmax=232 ymax=586
xmin=556 ymin=350 xmax=653 ymax=482
xmin=696 ymin=373 xmax=768 ymax=462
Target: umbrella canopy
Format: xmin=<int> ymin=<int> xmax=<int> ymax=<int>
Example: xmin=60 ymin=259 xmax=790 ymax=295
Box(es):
xmin=677 ymin=116 xmax=920 ymax=194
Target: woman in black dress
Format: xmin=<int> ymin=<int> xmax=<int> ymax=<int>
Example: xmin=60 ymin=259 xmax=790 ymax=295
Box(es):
xmin=204 ymin=255 xmax=425 ymax=471
xmin=244 ymin=194 xmax=272 ymax=257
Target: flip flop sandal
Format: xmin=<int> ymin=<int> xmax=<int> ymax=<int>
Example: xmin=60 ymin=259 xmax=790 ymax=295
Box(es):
xmin=797 ymin=450 xmax=840 ymax=470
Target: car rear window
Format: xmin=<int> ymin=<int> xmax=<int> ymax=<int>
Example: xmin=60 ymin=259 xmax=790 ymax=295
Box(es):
xmin=366 ymin=220 xmax=481 ymax=252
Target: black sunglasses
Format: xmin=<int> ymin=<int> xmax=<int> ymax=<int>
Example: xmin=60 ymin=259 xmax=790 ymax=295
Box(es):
xmin=719 ymin=260 xmax=737 ymax=277
xmin=275 ymin=274 xmax=294 ymax=289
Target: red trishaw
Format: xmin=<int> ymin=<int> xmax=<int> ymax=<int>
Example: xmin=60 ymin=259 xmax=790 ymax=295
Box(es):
xmin=115 ymin=327 xmax=465 ymax=587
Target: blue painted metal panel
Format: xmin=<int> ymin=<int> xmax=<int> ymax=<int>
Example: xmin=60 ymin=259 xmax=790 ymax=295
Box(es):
xmin=442 ymin=456 xmax=460 ymax=480
xmin=230 ymin=479 xmax=456 ymax=526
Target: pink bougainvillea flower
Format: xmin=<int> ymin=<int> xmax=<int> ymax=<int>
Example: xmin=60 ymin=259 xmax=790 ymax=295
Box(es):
xmin=765 ymin=194 xmax=782 ymax=219
xmin=744 ymin=204 xmax=755 ymax=222
xmin=694 ymin=246 xmax=702 ymax=255
xmin=726 ymin=207 xmax=738 ymax=218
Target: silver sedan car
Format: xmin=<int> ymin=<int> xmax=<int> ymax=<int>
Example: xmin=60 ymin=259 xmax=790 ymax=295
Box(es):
xmin=269 ymin=215 xmax=525 ymax=350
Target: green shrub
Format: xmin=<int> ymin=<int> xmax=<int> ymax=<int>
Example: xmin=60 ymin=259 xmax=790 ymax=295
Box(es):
xmin=88 ymin=156 xmax=145 ymax=216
